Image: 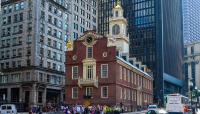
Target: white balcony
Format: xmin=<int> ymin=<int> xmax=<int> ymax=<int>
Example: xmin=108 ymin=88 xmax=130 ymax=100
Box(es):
xmin=78 ymin=76 xmax=98 ymax=88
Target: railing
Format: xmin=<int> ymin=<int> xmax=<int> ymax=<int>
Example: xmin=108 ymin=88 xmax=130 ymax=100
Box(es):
xmin=78 ymin=76 xmax=98 ymax=88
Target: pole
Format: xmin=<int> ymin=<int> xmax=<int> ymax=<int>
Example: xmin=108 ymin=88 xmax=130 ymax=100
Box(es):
xmin=191 ymin=88 xmax=193 ymax=107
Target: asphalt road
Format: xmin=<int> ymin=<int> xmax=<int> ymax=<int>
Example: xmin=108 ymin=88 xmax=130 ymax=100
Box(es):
xmin=123 ymin=110 xmax=147 ymax=114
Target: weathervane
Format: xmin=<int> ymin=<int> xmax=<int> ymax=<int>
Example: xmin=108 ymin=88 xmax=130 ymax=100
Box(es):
xmin=115 ymin=0 xmax=121 ymax=8
xmin=117 ymin=0 xmax=120 ymax=6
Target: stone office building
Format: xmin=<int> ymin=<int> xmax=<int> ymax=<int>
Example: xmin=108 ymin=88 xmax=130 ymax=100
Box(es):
xmin=65 ymin=3 xmax=153 ymax=111
xmin=0 ymin=0 xmax=71 ymax=110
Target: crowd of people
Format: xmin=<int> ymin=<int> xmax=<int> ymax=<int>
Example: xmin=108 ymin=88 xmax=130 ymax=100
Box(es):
xmin=60 ymin=105 xmax=121 ymax=114
xmin=29 ymin=102 xmax=122 ymax=114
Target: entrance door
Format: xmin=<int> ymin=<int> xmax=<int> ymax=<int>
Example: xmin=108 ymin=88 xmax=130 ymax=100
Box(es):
xmin=25 ymin=91 xmax=30 ymax=103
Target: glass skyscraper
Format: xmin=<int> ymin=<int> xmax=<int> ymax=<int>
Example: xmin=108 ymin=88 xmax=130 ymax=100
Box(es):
xmin=98 ymin=0 xmax=184 ymax=105
xmin=183 ymin=0 xmax=200 ymax=43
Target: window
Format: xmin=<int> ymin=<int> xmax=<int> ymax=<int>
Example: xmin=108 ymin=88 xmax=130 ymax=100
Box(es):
xmin=120 ymin=66 xmax=122 ymax=79
xmin=48 ymin=38 xmax=51 ymax=46
xmin=112 ymin=24 xmax=120 ymax=35
xmin=191 ymin=46 xmax=194 ymax=54
xmin=72 ymin=87 xmax=78 ymax=99
xmin=18 ymin=48 xmax=22 ymax=57
xmin=8 ymin=16 xmax=11 ymax=24
xmin=115 ymin=11 xmax=119 ymax=17
xmin=26 ymin=72 xmax=31 ymax=81
xmin=15 ymin=3 xmax=20 ymax=10
xmin=120 ymin=87 xmax=122 ymax=99
xmin=86 ymin=87 xmax=93 ymax=96
xmin=47 ymin=74 xmax=50 ymax=82
xmin=184 ymin=48 xmax=187 ymax=55
xmin=1 ymin=51 xmax=5 ymax=59
xmin=86 ymin=65 xmax=93 ymax=79
xmin=19 ymin=13 xmax=23 ymax=21
xmin=3 ymin=17 xmax=7 ymax=25
xmin=47 ymin=62 xmax=51 ymax=68
xmin=101 ymin=86 xmax=108 ymax=98
xmin=8 ymin=5 xmax=12 ymax=13
xmin=47 ymin=50 xmax=51 ymax=58
xmin=101 ymin=64 xmax=108 ymax=78
xmin=39 ymin=73 xmax=43 ymax=82
xmin=13 ymin=26 xmax=18 ymax=33
xmin=87 ymin=47 xmax=93 ymax=58
xmin=53 ymin=63 xmax=56 ymax=69
xmin=20 ymin=2 xmax=24 ymax=9
xmin=47 ymin=27 xmax=52 ymax=36
xmin=123 ymin=68 xmax=126 ymax=81
xmin=72 ymin=66 xmax=78 ymax=79
xmin=13 ymin=49 xmax=16 ymax=57
xmin=127 ymin=70 xmax=130 ymax=82
xmin=3 ymin=6 xmax=7 ymax=14
xmin=48 ymin=15 xmax=52 ymax=23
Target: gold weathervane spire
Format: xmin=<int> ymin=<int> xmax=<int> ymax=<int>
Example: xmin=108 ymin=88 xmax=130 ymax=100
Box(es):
xmin=66 ymin=39 xmax=72 ymax=49
xmin=115 ymin=0 xmax=121 ymax=8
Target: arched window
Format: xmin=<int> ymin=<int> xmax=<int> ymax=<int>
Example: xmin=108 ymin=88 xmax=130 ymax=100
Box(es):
xmin=115 ymin=11 xmax=118 ymax=17
xmin=112 ymin=24 xmax=120 ymax=35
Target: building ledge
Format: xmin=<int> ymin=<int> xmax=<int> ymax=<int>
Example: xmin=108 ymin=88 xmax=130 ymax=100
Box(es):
xmin=78 ymin=77 xmax=98 ymax=88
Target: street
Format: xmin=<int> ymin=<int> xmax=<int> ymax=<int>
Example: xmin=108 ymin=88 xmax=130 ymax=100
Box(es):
xmin=123 ymin=110 xmax=147 ymax=114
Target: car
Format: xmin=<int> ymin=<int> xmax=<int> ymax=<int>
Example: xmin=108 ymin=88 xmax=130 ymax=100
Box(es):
xmin=158 ymin=109 xmax=168 ymax=114
xmin=146 ymin=110 xmax=158 ymax=114
xmin=196 ymin=108 xmax=200 ymax=114
xmin=146 ymin=109 xmax=168 ymax=114
xmin=148 ymin=105 xmax=158 ymax=111
xmin=0 ymin=104 xmax=17 ymax=114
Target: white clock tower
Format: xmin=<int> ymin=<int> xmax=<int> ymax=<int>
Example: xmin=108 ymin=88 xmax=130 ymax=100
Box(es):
xmin=107 ymin=0 xmax=129 ymax=55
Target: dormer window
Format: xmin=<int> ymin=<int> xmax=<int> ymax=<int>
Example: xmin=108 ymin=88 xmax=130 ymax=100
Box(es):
xmin=87 ymin=47 xmax=93 ymax=58
xmin=115 ymin=11 xmax=118 ymax=17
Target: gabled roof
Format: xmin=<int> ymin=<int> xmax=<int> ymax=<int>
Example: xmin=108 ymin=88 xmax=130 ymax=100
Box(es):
xmin=116 ymin=56 xmax=153 ymax=79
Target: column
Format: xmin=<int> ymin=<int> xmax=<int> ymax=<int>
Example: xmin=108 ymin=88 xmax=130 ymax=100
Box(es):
xmin=7 ymin=88 xmax=11 ymax=103
xmin=32 ymin=84 xmax=37 ymax=106
xmin=19 ymin=87 xmax=23 ymax=102
xmin=60 ymin=89 xmax=64 ymax=102
xmin=42 ymin=88 xmax=46 ymax=106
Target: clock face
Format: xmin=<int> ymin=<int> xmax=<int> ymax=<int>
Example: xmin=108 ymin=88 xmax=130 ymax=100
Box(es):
xmin=86 ymin=36 xmax=93 ymax=44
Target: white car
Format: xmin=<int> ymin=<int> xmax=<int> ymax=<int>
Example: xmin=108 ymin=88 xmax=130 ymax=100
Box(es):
xmin=196 ymin=108 xmax=200 ymax=114
xmin=148 ymin=105 xmax=158 ymax=111
xmin=0 ymin=104 xmax=17 ymax=114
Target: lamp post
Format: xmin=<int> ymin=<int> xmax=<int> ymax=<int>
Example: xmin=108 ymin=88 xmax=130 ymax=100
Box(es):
xmin=189 ymin=79 xmax=193 ymax=107
xmin=193 ymin=87 xmax=200 ymax=109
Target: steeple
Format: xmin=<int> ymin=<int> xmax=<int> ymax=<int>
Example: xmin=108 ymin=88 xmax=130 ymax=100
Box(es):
xmin=107 ymin=0 xmax=129 ymax=55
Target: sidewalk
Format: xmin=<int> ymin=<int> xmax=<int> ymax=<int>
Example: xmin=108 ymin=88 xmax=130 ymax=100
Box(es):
xmin=18 ymin=112 xmax=64 ymax=114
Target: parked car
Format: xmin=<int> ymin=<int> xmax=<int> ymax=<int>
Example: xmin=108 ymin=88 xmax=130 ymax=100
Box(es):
xmin=0 ymin=104 xmax=17 ymax=114
xmin=146 ymin=110 xmax=158 ymax=114
xmin=148 ymin=105 xmax=158 ymax=111
xmin=146 ymin=109 xmax=168 ymax=114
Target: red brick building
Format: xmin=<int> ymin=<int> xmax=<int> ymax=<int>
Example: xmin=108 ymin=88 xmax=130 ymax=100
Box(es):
xmin=65 ymin=3 xmax=153 ymax=112
xmin=65 ymin=31 xmax=153 ymax=111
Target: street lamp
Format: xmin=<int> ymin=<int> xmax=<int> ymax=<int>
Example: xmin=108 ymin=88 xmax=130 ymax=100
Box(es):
xmin=192 ymin=86 xmax=200 ymax=109
xmin=189 ymin=79 xmax=193 ymax=106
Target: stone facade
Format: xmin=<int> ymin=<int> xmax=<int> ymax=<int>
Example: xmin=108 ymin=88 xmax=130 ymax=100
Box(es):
xmin=184 ymin=42 xmax=200 ymax=91
xmin=0 ymin=0 xmax=71 ymax=110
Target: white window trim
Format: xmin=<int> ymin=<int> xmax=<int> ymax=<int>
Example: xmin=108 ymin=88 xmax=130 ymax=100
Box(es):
xmin=72 ymin=87 xmax=78 ymax=99
xmin=120 ymin=87 xmax=123 ymax=99
xmin=101 ymin=86 xmax=108 ymax=98
xmin=86 ymin=46 xmax=93 ymax=58
xmin=101 ymin=64 xmax=108 ymax=78
xmin=86 ymin=87 xmax=93 ymax=96
xmin=72 ymin=66 xmax=78 ymax=80
xmin=120 ymin=66 xmax=122 ymax=79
